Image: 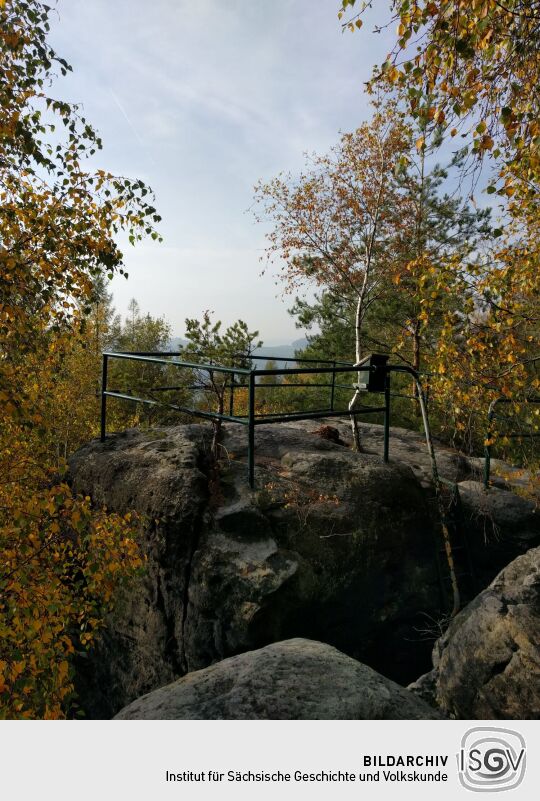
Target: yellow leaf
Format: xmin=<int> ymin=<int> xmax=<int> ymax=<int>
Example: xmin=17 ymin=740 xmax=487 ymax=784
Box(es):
xmin=58 ymin=661 xmax=69 ymax=682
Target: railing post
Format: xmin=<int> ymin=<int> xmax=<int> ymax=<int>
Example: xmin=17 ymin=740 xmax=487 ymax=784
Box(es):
xmin=229 ymin=374 xmax=235 ymax=417
xmin=248 ymin=370 xmax=255 ymax=488
xmin=330 ymin=360 xmax=336 ymax=412
xmin=100 ymin=353 xmax=108 ymax=442
xmin=484 ymin=402 xmax=496 ymax=489
xmin=383 ymin=370 xmax=390 ymax=463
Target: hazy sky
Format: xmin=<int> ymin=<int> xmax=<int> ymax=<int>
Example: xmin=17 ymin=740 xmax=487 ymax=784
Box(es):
xmin=49 ymin=1 xmax=393 ymax=344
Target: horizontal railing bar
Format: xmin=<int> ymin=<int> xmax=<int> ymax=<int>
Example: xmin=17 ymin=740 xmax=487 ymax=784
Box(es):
xmin=109 ymin=351 xmax=351 ymax=368
xmin=103 ymin=391 xmax=248 ymax=424
xmin=120 ymin=350 xmax=356 ymax=369
xmin=252 ymin=365 xmax=370 ymax=377
xmin=104 ymin=352 xmax=251 ymax=375
xmin=248 ymin=354 xmax=353 ymax=366
xmin=107 ymin=387 xmax=205 ymax=395
xmin=253 ymin=407 xmax=387 ymax=424
xmin=148 ymin=385 xmax=239 ymax=392
xmin=256 ymin=382 xmax=364 ymax=389
xmin=111 ymin=351 xmax=354 ymax=369
xmin=112 ymin=351 xmax=185 ymax=356
xmin=256 ymin=382 xmax=336 ymax=389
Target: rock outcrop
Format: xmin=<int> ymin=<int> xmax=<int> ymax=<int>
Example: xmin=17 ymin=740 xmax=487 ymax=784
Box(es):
xmin=114 ymin=638 xmax=443 ymax=720
xmin=410 ymin=546 xmax=540 ymax=719
xmin=69 ymin=420 xmax=539 ymax=719
xmin=69 ymin=425 xmax=211 ymax=719
xmin=70 ymin=421 xmax=442 ymax=716
xmin=458 ymin=480 xmax=540 ymax=586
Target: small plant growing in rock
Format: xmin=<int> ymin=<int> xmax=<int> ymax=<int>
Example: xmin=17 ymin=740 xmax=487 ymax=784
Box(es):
xmin=259 ymin=479 xmax=340 ymax=531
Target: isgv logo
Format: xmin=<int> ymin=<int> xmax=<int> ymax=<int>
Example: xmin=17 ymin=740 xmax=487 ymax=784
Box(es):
xmin=458 ymin=727 xmax=526 ymax=792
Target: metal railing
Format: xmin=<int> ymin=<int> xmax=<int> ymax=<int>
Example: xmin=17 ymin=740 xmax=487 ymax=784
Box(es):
xmin=483 ymin=396 xmax=540 ymax=488
xmin=100 ymin=351 xmax=426 ymax=487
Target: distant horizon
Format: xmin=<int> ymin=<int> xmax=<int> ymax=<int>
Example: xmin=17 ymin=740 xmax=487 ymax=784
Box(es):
xmin=167 ymin=335 xmax=310 ymax=349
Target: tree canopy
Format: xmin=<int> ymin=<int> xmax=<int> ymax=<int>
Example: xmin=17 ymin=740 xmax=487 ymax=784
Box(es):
xmin=0 ymin=0 xmax=160 ymax=718
xmin=331 ymin=1 xmax=540 ymax=448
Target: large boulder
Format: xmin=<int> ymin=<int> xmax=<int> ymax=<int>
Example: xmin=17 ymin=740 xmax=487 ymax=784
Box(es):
xmin=69 ymin=422 xmax=443 ymax=717
xmin=409 ymin=546 xmax=540 ymax=719
xmin=190 ymin=423 xmax=442 ymax=684
xmin=114 ymin=639 xmax=443 ymax=720
xmin=69 ymin=420 xmax=540 ymax=719
xmin=458 ymin=480 xmax=540 ymax=586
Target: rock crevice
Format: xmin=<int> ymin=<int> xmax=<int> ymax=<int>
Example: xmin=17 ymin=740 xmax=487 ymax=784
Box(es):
xmin=68 ymin=420 xmax=540 ymax=719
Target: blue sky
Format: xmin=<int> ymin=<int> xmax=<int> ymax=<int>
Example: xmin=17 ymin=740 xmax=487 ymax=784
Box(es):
xmin=49 ymin=0 xmax=394 ymax=344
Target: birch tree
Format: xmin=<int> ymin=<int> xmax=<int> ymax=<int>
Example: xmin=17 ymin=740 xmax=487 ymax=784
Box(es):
xmin=254 ymin=107 xmax=411 ymax=447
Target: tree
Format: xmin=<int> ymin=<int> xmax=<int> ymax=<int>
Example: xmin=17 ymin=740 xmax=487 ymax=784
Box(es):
xmin=255 ymin=101 xmax=491 ymax=442
xmin=106 ymin=299 xmax=173 ymax=420
xmin=254 ymin=106 xmax=411 ymax=447
xmin=180 ymin=311 xmax=262 ymax=454
xmin=291 ymin=150 xmax=490 ymax=369
xmin=0 ymin=1 xmax=159 ymax=718
xmin=340 ymin=1 xmax=540 ymax=200
xmin=39 ymin=277 xmax=121 ymax=460
xmin=341 ymin=1 xmax=540 ymax=458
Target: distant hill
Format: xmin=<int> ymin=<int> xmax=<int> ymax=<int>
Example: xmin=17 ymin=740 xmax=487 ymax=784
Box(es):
xmin=167 ymin=337 xmax=188 ymax=352
xmin=166 ymin=337 xmax=310 ymax=368
xmin=252 ymin=338 xmax=308 ymax=365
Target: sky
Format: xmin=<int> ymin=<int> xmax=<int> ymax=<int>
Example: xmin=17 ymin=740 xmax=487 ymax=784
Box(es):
xmin=48 ymin=0 xmax=395 ymax=344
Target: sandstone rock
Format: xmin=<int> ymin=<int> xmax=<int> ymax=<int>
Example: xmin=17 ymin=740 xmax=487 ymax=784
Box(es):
xmin=458 ymin=479 xmax=540 ymax=548
xmin=114 ymin=639 xmax=443 ymax=720
xmin=69 ymin=425 xmax=211 ymax=719
xmin=69 ymin=420 xmax=539 ymax=719
xmin=457 ymin=480 xmax=540 ymax=587
xmin=298 ymin=418 xmax=473 ymax=487
xmin=410 ymin=546 xmax=540 ymax=719
xmin=69 ymin=422 xmax=441 ymax=717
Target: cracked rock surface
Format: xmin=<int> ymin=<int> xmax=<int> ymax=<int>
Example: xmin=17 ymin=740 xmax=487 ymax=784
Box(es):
xmin=409 ymin=546 xmax=540 ymax=719
xmin=69 ymin=420 xmax=539 ymax=719
xmin=114 ymin=638 xmax=443 ymax=720
xmin=68 ymin=425 xmax=211 ymax=719
xmin=69 ymin=422 xmax=441 ymax=717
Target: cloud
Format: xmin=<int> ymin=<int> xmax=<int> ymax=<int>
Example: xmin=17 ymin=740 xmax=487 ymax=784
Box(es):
xmin=49 ymin=0 xmax=389 ymax=339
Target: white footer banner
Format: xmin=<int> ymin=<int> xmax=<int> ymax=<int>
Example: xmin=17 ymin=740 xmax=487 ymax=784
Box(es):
xmin=0 ymin=720 xmax=538 ymax=800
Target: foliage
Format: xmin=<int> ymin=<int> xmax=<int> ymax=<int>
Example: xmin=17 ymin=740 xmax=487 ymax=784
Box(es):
xmin=255 ymin=100 xmax=493 ymax=445
xmin=254 ymin=107 xmax=411 ymax=364
xmin=340 ymin=0 xmax=540 ymax=204
xmin=0 ymin=1 xmax=160 ymax=717
xmin=337 ymin=1 xmax=540 ymax=464
xmin=0 ymin=486 xmax=143 ymax=718
xmin=106 ymin=298 xmax=178 ymax=427
xmin=180 ymin=312 xmax=262 ymax=446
